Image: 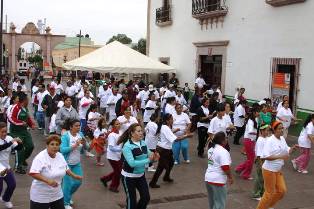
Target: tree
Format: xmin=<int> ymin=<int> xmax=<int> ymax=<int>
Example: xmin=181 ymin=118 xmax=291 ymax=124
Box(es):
xmin=137 ymin=38 xmax=146 ymax=55
xmin=106 ymin=34 xmax=132 ymax=45
xmin=28 ymin=54 xmax=43 ymax=69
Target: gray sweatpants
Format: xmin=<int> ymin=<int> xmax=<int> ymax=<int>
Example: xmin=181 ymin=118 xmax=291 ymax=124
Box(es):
xmin=206 ymin=183 xmax=227 ymax=209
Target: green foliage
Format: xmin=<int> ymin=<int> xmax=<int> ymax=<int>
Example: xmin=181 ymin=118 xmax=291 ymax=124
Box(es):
xmin=106 ymin=34 xmax=132 ymax=45
xmin=137 ymin=38 xmax=146 ymax=55
xmin=28 ymin=55 xmax=43 ymax=69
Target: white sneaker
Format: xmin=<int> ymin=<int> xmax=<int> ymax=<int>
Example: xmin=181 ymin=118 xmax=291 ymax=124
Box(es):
xmin=252 ymin=197 xmax=261 ymax=201
xmin=185 ymin=160 xmax=190 ymax=164
xmin=291 ymin=159 xmax=297 ymax=170
xmin=65 ymin=205 xmax=73 ymax=209
xmin=148 ymin=166 xmax=156 ymax=172
xmin=4 ymin=201 xmax=13 ymax=209
xmin=70 ymin=199 xmax=74 ymax=205
xmin=174 ymin=161 xmax=179 ymax=165
xmin=38 ymin=127 xmax=42 ymax=130
xmin=298 ymin=170 xmax=308 ymax=174
xmin=85 ymin=151 xmax=95 ymax=157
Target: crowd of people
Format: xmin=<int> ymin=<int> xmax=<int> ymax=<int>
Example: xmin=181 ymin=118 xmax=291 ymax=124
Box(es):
xmin=0 ymin=71 xmax=312 ymax=209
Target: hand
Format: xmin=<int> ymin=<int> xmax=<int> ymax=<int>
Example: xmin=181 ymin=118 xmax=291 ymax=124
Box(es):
xmin=47 ymin=179 xmax=58 ymax=187
xmin=149 ymin=153 xmax=155 ymax=161
xmin=74 ymin=175 xmax=83 ymax=181
xmin=153 ymin=152 xmax=160 ymax=161
xmin=13 ymin=138 xmax=22 ymax=144
xmin=228 ymin=177 xmax=234 ymax=185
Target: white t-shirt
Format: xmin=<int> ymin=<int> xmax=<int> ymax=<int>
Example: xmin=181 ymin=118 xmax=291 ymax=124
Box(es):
xmin=65 ymin=85 xmax=78 ymax=97
xmin=143 ymin=100 xmax=157 ymax=123
xmin=136 ymin=90 xmax=150 ymax=109
xmin=205 ymin=144 xmax=231 ymax=184
xmin=157 ymin=125 xmax=177 ymax=150
xmin=208 ymin=116 xmax=228 ymax=135
xmin=176 ymin=95 xmax=187 ymax=106
xmin=195 ymin=77 xmax=206 ymax=89
xmin=30 ymin=149 xmax=68 ymax=203
xmin=276 ymin=101 xmax=283 ymax=112
xmin=37 ymin=91 xmax=48 ymax=111
xmin=117 ymin=116 xmax=138 ymax=134
xmin=262 ymin=135 xmax=290 ymax=172
xmin=234 ymin=104 xmax=246 ymax=127
xmin=164 ymin=103 xmax=176 ymax=116
xmin=197 ymin=106 xmax=210 ymax=128
xmin=49 ymin=114 xmax=57 ymax=133
xmin=223 ymin=113 xmax=233 ymax=127
xmin=93 ymin=128 xmax=107 ymax=138
xmin=98 ymin=88 xmax=112 ymax=108
xmin=67 ymin=133 xmax=83 ymax=165
xmin=298 ymin=122 xmax=314 ymax=148
xmin=0 ymin=136 xmax=18 ymax=169
xmin=12 ymin=82 xmax=19 ymax=91
xmin=276 ymin=107 xmax=293 ymax=129
xmin=31 ymin=86 xmax=39 ymax=103
xmin=163 ymin=90 xmax=176 ymax=99
xmin=255 ymin=136 xmax=268 ymax=157
xmin=106 ymin=94 xmax=122 ymax=116
xmin=78 ymin=97 xmax=93 ymax=119
xmin=56 ymin=84 xmax=64 ymax=95
xmin=145 ymin=121 xmax=158 ymax=150
xmin=107 ymin=131 xmax=122 ymax=161
xmin=244 ymin=119 xmax=258 ymax=141
xmin=173 ymin=112 xmax=191 ymax=136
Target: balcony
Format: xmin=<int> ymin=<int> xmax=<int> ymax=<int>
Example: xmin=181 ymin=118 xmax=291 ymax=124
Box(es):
xmin=266 ymin=0 xmax=306 ymax=6
xmin=156 ymin=6 xmax=172 ymax=27
xmin=192 ymin=0 xmax=228 ymax=21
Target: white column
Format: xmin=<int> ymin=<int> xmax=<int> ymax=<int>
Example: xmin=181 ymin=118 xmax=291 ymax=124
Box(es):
xmin=11 ymin=34 xmax=16 ymax=76
xmin=46 ymin=35 xmax=51 ymax=69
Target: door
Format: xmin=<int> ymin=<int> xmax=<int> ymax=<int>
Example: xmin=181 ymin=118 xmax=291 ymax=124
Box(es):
xmin=277 ymin=64 xmax=296 ymax=112
xmin=200 ymin=55 xmax=222 ymax=89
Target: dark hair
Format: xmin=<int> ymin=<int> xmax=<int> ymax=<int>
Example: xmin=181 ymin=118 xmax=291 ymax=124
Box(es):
xmin=217 ymin=103 xmax=225 ymax=112
xmin=246 ymin=108 xmax=258 ymax=130
xmin=166 ymin=97 xmax=176 ymax=104
xmin=17 ymin=92 xmax=27 ymax=102
xmin=10 ymin=94 xmax=19 ymax=105
xmin=201 ymin=97 xmax=209 ymax=105
xmin=46 ymin=135 xmax=61 ymax=145
xmin=63 ymin=95 xmax=72 ymax=102
xmin=156 ymin=113 xmax=172 ymax=135
xmin=117 ymin=123 xmax=141 ymax=145
xmin=0 ymin=122 xmax=7 ymax=130
xmin=63 ymin=119 xmax=80 ymax=131
xmin=86 ymin=104 xmax=98 ymax=120
xmin=150 ymin=111 xmax=159 ymax=122
xmin=97 ymin=118 xmax=106 ymax=129
xmin=208 ymin=132 xmax=226 ymax=149
xmin=303 ymin=114 xmax=314 ymax=128
xmin=282 ymin=100 xmax=289 ymax=106
xmin=211 ymin=92 xmax=219 ymax=98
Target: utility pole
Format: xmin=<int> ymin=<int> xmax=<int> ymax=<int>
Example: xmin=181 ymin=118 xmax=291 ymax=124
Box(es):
xmin=78 ymin=29 xmax=81 ymax=57
xmin=0 ymin=0 xmax=3 ymax=75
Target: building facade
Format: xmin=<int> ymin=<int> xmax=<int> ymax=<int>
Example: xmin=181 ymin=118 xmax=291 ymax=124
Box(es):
xmin=52 ymin=37 xmax=102 ymax=67
xmin=147 ymin=0 xmax=313 ymax=133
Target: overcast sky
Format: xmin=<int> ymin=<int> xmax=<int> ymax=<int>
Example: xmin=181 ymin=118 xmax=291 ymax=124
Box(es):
xmin=5 ymin=0 xmax=148 ymax=46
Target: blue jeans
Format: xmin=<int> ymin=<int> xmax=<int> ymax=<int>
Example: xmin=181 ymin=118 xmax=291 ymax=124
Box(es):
xmin=80 ymin=119 xmax=87 ymax=135
xmin=62 ymin=163 xmax=82 ymax=206
xmin=172 ymin=139 xmax=189 ymax=163
xmin=36 ymin=111 xmax=45 ymax=129
xmin=206 ymin=183 xmax=227 ymax=209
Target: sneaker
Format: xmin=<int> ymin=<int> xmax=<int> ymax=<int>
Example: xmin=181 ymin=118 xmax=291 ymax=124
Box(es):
xmin=174 ymin=161 xmax=179 ymax=165
xmin=65 ymin=205 xmax=73 ymax=209
xmin=184 ymin=160 xmax=190 ymax=164
xmin=15 ymin=167 xmax=26 ymax=175
xmin=85 ymin=151 xmax=95 ymax=157
xmin=70 ymin=199 xmax=74 ymax=205
xmin=148 ymin=166 xmax=156 ymax=172
xmin=247 ymin=177 xmax=254 ymax=180
xmin=4 ymin=201 xmax=13 ymax=208
xmin=38 ymin=127 xmax=42 ymax=130
xmin=149 ymin=183 xmax=160 ymax=188
xmin=252 ymin=197 xmax=261 ymax=201
xmin=291 ymin=159 xmax=297 ymax=170
xmin=298 ymin=170 xmax=308 ymax=174
xmin=96 ymin=162 xmax=105 ymax=166
xmin=100 ymin=178 xmax=108 ymax=187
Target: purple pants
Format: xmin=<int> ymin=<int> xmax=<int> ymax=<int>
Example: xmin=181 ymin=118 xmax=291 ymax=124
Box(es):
xmin=0 ymin=170 xmax=16 ymax=202
xmin=295 ymin=147 xmax=311 ymax=171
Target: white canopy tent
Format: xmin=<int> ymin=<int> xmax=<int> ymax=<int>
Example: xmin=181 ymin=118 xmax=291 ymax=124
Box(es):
xmin=62 ymin=41 xmax=175 ymax=74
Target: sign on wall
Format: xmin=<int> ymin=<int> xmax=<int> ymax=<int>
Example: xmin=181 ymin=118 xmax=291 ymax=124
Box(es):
xmin=271 ymin=72 xmax=290 ymax=109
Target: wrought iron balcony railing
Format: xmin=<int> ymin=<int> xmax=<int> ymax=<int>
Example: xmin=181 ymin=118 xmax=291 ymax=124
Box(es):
xmin=266 ymin=0 xmax=306 ymax=6
xmin=156 ymin=6 xmax=172 ymax=26
xmin=192 ymin=0 xmax=228 ymax=19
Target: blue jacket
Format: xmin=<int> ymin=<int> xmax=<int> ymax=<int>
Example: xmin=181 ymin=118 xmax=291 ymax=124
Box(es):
xmin=60 ymin=131 xmax=85 ymax=162
xmin=122 ymin=139 xmax=151 ymax=174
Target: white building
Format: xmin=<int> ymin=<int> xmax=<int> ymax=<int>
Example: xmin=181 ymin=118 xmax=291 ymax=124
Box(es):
xmin=147 ymin=0 xmax=313 ymax=121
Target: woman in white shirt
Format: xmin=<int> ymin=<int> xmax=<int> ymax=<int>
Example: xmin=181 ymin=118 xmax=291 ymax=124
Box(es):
xmin=292 ymin=114 xmax=314 ymax=174
xmin=30 ymin=135 xmax=82 ymax=209
xmin=149 ymin=113 xmax=192 ymax=188
xmin=143 ymin=93 xmax=158 ymax=125
xmin=235 ymin=109 xmax=259 ymax=180
xmin=91 ymin=118 xmax=107 ymax=166
xmin=233 ymin=100 xmax=247 ymax=145
xmin=205 ymin=132 xmax=233 ymax=209
xmin=100 ymin=119 xmax=123 ymax=193
xmin=256 ymin=121 xmax=298 ymax=209
xmin=0 ymin=122 xmax=22 ymax=209
xmin=78 ymin=89 xmax=94 ymax=136
xmin=60 ymin=119 xmax=85 ymax=209
xmin=276 ymin=95 xmax=289 ymax=112
xmin=276 ymin=100 xmax=299 ymax=138
xmin=117 ymin=107 xmax=138 ymax=134
xmin=172 ymin=104 xmax=192 ymax=165
xmin=86 ymin=104 xmax=102 ymax=134
xmin=144 ymin=112 xmax=159 ymax=172
xmin=164 ymin=97 xmax=176 ymax=116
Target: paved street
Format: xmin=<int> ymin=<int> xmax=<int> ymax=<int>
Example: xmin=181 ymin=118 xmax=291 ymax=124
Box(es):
xmin=7 ymin=128 xmax=314 ymax=209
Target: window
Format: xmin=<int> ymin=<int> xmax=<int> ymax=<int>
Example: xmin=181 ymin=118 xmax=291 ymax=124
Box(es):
xmin=156 ymin=0 xmax=172 ymax=26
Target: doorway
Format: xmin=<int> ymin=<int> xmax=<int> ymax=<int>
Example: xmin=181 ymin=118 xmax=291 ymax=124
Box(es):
xmin=277 ymin=64 xmax=296 ymax=111
xmin=200 ymin=55 xmax=222 ymax=89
